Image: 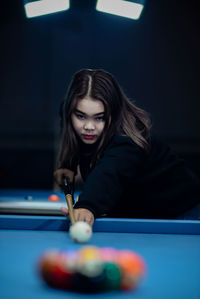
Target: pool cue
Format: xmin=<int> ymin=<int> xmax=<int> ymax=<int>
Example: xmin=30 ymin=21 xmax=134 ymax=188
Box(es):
xmin=63 ymin=176 xmax=75 ymax=225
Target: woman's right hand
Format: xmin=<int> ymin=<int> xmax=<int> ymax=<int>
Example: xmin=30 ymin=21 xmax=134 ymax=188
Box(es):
xmin=53 ymin=168 xmax=74 ymax=186
xmin=61 ymin=206 xmax=94 ymax=227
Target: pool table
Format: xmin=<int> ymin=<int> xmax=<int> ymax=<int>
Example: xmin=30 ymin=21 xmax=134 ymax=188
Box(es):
xmin=0 ymin=189 xmax=200 ymax=299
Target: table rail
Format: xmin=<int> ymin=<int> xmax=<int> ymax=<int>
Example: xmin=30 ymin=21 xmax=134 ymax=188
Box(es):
xmin=0 ymin=215 xmax=200 ymax=235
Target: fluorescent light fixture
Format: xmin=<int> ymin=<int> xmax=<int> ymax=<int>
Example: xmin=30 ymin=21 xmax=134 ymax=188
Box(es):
xmin=24 ymin=0 xmax=70 ymax=18
xmin=96 ymin=0 xmax=145 ymax=20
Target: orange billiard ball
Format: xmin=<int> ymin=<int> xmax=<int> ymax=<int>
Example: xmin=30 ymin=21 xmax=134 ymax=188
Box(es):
xmin=48 ymin=194 xmax=60 ymax=202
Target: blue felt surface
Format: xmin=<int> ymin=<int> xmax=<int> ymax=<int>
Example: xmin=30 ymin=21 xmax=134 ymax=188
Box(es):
xmin=1 ymin=227 xmax=200 ymax=299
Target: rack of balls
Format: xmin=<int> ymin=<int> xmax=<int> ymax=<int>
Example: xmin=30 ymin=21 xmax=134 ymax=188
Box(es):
xmin=38 ymin=246 xmax=146 ymax=293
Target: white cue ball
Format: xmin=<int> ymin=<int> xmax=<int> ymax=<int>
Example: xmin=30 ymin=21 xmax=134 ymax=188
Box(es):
xmin=69 ymin=221 xmax=92 ymax=243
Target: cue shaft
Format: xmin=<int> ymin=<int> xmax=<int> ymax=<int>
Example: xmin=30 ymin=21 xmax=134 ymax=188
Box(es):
xmin=65 ymin=194 xmax=75 ymax=224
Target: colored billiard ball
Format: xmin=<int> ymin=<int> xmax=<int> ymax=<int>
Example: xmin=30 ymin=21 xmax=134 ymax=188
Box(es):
xmin=103 ymin=262 xmax=121 ymax=291
xmin=75 ymin=260 xmax=105 ymax=293
xmin=117 ymin=250 xmax=146 ymax=290
xmin=100 ymin=247 xmax=119 ymax=263
xmin=77 ymin=246 xmax=101 ymax=263
xmin=48 ymin=194 xmax=60 ymax=202
xmin=38 ymin=251 xmax=76 ymax=290
xmin=38 ymin=251 xmax=60 ymax=286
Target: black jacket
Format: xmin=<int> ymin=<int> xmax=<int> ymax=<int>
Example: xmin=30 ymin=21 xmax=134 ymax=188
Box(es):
xmin=73 ymin=135 xmax=200 ymax=219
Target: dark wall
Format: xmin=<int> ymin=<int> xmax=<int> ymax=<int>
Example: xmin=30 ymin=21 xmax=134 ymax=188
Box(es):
xmin=0 ymin=0 xmax=199 ymax=189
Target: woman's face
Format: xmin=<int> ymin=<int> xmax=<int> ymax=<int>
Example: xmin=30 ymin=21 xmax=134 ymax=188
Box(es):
xmin=71 ymin=96 xmax=106 ymax=145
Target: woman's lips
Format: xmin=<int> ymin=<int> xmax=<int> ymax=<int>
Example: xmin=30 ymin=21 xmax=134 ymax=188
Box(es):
xmin=82 ymin=135 xmax=95 ymax=140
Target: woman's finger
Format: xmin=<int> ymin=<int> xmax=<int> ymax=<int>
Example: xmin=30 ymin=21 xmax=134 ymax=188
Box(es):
xmin=75 ymin=210 xmax=81 ymax=222
xmin=88 ymin=217 xmax=94 ymax=227
xmin=60 ymin=206 xmax=69 ymax=216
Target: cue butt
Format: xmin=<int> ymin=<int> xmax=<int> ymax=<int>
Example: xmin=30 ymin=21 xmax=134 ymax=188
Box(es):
xmin=65 ymin=194 xmax=75 ymax=224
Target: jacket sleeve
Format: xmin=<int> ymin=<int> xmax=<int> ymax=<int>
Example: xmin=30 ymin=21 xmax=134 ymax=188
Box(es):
xmin=73 ymin=136 xmax=145 ymax=217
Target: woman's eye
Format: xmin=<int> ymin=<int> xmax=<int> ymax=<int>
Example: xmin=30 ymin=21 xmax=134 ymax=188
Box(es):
xmin=96 ymin=116 xmax=104 ymax=121
xmin=76 ymin=114 xmax=85 ymax=119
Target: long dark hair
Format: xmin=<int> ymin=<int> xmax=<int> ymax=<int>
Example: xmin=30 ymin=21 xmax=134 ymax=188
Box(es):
xmin=57 ymin=69 xmax=151 ymax=169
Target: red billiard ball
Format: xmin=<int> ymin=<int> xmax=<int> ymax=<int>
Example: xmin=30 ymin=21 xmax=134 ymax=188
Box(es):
xmin=39 ymin=251 xmax=75 ymax=290
xmin=48 ymin=194 xmax=60 ymax=202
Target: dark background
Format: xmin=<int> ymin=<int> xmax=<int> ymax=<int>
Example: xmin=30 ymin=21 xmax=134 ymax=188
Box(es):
xmin=0 ymin=0 xmax=199 ymax=190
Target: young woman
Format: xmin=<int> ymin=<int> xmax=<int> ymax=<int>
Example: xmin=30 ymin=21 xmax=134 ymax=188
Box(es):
xmin=54 ymin=69 xmax=200 ymax=226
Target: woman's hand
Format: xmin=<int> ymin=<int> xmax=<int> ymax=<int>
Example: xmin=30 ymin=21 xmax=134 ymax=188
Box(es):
xmin=54 ymin=168 xmax=74 ymax=186
xmin=61 ymin=207 xmax=94 ymax=227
